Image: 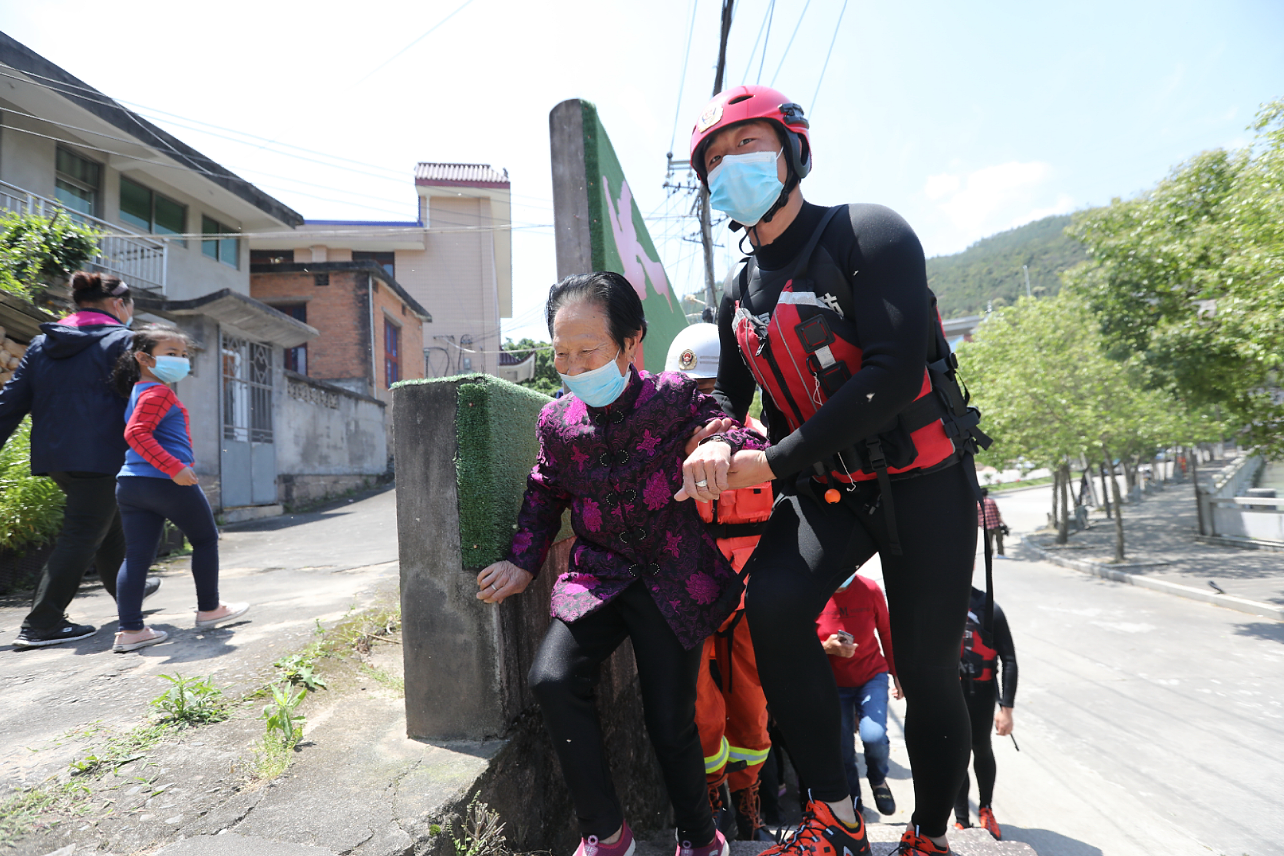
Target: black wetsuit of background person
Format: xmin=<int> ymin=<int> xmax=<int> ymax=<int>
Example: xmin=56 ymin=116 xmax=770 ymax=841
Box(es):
xmin=714 ymin=200 xmax=979 ymax=840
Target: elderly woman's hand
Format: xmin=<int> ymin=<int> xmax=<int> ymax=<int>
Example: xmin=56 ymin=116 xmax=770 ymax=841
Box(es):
xmin=476 ymin=560 xmax=534 ymax=604
xmin=685 ymin=417 xmax=735 ymax=456
xmin=675 ymin=448 xmax=776 ymax=502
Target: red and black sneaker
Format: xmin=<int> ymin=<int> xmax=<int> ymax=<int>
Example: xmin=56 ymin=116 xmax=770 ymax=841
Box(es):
xmin=977 ymin=807 xmax=1002 ymax=840
xmin=896 ymin=826 xmax=951 ymax=855
xmin=760 ymin=799 xmax=870 ymax=856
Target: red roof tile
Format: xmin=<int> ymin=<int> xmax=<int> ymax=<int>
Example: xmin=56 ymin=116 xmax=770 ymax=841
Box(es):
xmin=415 ymin=163 xmax=510 ymax=188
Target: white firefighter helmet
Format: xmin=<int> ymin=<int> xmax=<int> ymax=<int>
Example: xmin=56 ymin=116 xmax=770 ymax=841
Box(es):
xmin=665 ymin=322 xmax=720 ymax=378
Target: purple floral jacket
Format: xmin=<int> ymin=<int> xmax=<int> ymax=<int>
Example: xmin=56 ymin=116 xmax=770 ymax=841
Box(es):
xmin=506 ymin=367 xmax=766 ymax=649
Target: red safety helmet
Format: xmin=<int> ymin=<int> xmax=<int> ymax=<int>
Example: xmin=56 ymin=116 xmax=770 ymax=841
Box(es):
xmin=689 ymin=85 xmax=811 ymax=186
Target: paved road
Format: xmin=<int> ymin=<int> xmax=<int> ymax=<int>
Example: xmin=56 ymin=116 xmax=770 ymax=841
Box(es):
xmin=0 ymin=487 xmax=401 ymax=794
xmin=910 ymin=486 xmax=1284 ymax=855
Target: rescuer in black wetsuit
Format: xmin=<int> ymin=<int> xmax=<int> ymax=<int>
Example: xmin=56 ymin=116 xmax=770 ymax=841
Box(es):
xmin=956 ymin=586 xmax=1018 ymax=840
xmin=677 ymin=86 xmax=984 ymax=856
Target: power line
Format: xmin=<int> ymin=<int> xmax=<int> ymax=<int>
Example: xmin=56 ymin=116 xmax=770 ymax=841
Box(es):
xmin=669 ymin=0 xmax=701 ymax=153
xmin=0 ymin=67 xmax=554 ymax=211
xmin=756 ymin=0 xmax=776 ymax=84
xmin=811 ymin=0 xmax=849 ymax=117
xmin=355 ymin=0 xmax=476 ymax=84
xmin=770 ymin=0 xmax=812 ymax=86
xmin=741 ymin=3 xmax=771 ymax=84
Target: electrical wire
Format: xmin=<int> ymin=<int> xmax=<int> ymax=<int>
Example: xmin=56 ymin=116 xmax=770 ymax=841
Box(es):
xmin=770 ymin=0 xmax=811 ymax=86
xmin=355 ymin=0 xmax=477 ymax=84
xmin=0 ymin=67 xmax=554 ymax=212
xmin=740 ymin=3 xmax=773 ymax=84
xmin=669 ymin=0 xmax=700 ymax=154
xmin=810 ymin=0 xmax=849 ymax=116
xmin=756 ymin=0 xmax=777 ymax=84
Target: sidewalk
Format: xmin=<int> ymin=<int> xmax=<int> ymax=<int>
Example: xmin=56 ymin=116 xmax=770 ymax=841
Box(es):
xmin=1020 ymin=465 xmax=1284 ymax=621
xmin=0 ymin=486 xmax=496 ymax=856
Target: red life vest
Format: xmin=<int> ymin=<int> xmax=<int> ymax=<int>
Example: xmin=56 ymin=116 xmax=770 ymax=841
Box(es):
xmin=732 ymin=281 xmax=957 ymax=484
xmin=960 ymin=608 xmax=998 ymax=683
xmin=729 ymin=206 xmax=962 ymax=485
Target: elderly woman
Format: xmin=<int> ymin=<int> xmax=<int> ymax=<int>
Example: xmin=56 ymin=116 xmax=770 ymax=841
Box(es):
xmin=477 ymin=271 xmax=763 ymax=856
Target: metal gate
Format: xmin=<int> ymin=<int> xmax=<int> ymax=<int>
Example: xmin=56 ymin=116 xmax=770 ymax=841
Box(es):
xmin=220 ymin=333 xmax=277 ymax=506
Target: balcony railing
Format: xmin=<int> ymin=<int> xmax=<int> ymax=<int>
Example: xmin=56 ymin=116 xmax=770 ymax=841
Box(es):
xmin=0 ymin=180 xmax=167 ymax=295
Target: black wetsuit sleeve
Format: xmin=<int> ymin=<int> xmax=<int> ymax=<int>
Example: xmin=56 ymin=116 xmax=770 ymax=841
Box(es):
xmin=713 ymin=293 xmax=755 ymax=422
xmin=763 ymin=204 xmax=931 ymax=480
xmin=991 ymin=603 xmax=1018 ymax=708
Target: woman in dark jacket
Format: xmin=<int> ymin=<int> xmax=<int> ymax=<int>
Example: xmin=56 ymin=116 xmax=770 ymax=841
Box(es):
xmin=0 ymin=271 xmax=155 ymax=649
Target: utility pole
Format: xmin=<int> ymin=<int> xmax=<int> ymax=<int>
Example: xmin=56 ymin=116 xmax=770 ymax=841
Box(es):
xmin=1023 ymin=264 xmax=1032 ymax=298
xmin=700 ymin=0 xmax=735 ymax=315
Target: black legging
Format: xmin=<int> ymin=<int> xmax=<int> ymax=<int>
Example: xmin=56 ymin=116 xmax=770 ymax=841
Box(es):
xmin=955 ymin=680 xmax=997 ymax=820
xmin=745 ymin=461 xmax=976 ymax=838
xmin=529 ymin=580 xmax=715 ymax=845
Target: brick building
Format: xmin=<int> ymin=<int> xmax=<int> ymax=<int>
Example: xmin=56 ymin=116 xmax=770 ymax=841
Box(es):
xmin=247 ymin=163 xmax=510 ymax=380
xmin=249 ymin=260 xmax=431 ymax=405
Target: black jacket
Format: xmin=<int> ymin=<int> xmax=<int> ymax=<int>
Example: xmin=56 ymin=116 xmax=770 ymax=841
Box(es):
xmin=0 ymin=314 xmax=132 ymax=475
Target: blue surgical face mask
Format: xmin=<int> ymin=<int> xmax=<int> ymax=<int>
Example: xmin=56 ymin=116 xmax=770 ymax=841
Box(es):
xmin=150 ymin=355 xmax=191 ymax=385
xmin=559 ymin=350 xmax=628 ymax=408
xmin=708 ymin=149 xmax=784 ymax=227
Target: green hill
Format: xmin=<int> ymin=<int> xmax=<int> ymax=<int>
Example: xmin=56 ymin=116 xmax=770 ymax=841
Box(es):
xmin=926 ymin=214 xmax=1088 ymax=318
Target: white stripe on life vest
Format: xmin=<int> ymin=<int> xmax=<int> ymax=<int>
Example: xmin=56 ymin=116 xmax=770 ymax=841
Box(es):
xmin=776 ymin=292 xmax=828 ymax=309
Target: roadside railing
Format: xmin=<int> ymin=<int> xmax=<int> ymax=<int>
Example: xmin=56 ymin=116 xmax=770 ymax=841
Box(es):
xmin=0 ymin=180 xmax=166 ymax=295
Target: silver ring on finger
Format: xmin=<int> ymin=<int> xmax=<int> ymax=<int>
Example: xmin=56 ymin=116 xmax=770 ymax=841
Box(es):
xmin=695 ymin=479 xmax=709 ymax=488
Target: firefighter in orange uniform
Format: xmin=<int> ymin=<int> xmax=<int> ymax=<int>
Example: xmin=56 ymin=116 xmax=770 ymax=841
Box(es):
xmin=667 ymin=324 xmax=774 ymax=842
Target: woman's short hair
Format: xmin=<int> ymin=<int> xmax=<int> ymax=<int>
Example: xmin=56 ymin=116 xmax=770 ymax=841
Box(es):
xmin=70 ymin=271 xmax=130 ymax=306
xmin=546 ymin=271 xmax=648 ymax=347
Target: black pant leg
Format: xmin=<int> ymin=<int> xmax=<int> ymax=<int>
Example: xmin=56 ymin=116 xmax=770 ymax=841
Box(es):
xmin=614 ymin=583 xmax=712 ymax=846
xmin=529 ymin=598 xmax=632 ymax=840
xmin=744 ymin=489 xmax=878 ymax=804
xmin=878 ymin=463 xmax=977 ymax=839
xmin=93 ymin=503 xmax=126 ymax=599
xmin=23 ymin=472 xmax=121 ymax=630
xmin=965 ymin=681 xmax=997 ymax=807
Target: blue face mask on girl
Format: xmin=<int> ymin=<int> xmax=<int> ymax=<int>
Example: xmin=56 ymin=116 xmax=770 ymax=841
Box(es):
xmin=559 ymin=349 xmax=628 ymax=408
xmin=707 ymin=149 xmax=784 ymax=227
xmin=150 ymin=356 xmax=191 ymax=385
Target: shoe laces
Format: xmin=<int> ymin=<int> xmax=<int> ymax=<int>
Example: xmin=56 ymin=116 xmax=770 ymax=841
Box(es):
xmin=769 ymin=805 xmax=828 ymax=855
xmin=735 ymin=784 xmax=765 ymax=827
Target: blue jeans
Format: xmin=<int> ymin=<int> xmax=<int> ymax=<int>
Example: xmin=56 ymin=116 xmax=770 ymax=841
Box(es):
xmin=838 ymin=672 xmax=890 ymax=803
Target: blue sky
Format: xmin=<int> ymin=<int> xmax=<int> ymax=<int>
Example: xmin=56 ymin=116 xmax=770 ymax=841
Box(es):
xmin=3 ymin=0 xmax=1281 ymax=341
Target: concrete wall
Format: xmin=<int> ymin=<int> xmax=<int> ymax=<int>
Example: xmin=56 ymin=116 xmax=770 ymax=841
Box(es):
xmin=277 ymin=370 xmax=386 ymax=476
xmin=393 ymin=377 xmax=669 ymax=846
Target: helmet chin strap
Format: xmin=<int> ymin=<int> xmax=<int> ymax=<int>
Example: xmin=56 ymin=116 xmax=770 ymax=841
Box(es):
xmin=736 ymin=173 xmax=800 ymax=250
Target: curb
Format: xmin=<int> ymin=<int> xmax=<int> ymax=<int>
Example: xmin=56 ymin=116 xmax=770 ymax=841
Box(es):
xmin=1016 ymin=535 xmax=1284 ymax=622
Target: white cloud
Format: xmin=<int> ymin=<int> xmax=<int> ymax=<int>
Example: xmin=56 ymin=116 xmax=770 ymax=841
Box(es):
xmin=921 ymin=161 xmax=1074 ymax=254
xmin=924 ymin=173 xmax=960 ymax=200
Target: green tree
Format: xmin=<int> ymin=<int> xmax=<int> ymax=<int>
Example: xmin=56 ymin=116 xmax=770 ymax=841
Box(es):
xmin=502 ymin=338 xmax=560 ymax=396
xmin=1065 ymin=99 xmax=1284 ymax=456
xmin=0 ymin=210 xmax=100 ymax=300
xmin=960 ymin=291 xmax=1187 ymax=556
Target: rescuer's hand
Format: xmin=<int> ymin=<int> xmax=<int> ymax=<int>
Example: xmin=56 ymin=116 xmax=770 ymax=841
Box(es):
xmin=675 ymin=449 xmax=775 ymax=502
xmin=476 ymin=560 xmax=534 ymax=604
xmin=994 ymin=705 xmax=1014 ymax=736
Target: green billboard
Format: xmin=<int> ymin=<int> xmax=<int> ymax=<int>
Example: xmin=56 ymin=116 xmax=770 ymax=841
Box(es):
xmin=550 ymin=99 xmax=688 ymax=373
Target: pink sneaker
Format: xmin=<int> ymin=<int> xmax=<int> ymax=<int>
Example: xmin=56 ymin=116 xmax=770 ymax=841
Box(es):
xmin=676 ymin=829 xmax=729 ymax=856
xmin=575 ymin=820 xmax=635 ymax=856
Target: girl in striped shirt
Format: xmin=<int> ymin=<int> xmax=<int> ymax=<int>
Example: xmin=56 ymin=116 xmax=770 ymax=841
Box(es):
xmin=110 ymin=325 xmax=248 ymax=653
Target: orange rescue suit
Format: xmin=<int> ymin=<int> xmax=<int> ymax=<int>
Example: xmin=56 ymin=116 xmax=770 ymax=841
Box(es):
xmin=694 ymin=470 xmax=773 ymax=790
